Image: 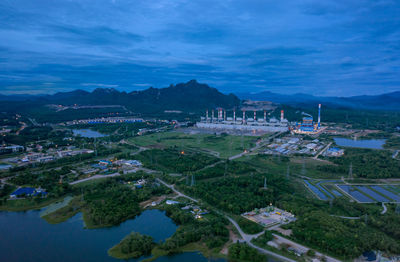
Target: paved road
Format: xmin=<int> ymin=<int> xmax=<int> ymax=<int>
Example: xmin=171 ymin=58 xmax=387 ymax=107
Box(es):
xmin=381 ymin=202 xmax=387 ymax=214
xmin=226 ymin=217 xmax=296 ymax=262
xmin=156 ymin=178 xmax=198 ymax=203
xmin=69 ymin=172 xmax=122 ymax=185
xmin=156 ymin=178 xmax=341 ymax=262
xmin=229 ymin=131 xmax=286 ymax=160
xmin=313 ymin=142 xmax=332 ymax=159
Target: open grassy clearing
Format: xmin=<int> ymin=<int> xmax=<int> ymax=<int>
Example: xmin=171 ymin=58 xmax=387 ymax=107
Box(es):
xmin=128 ymin=131 xmax=257 ymax=158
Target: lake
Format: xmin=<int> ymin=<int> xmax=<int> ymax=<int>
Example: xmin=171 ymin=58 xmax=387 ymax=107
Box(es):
xmin=72 ymin=129 xmax=107 ymax=138
xmin=334 ymin=137 xmax=386 ymax=149
xmin=0 ymin=209 xmax=226 ymax=262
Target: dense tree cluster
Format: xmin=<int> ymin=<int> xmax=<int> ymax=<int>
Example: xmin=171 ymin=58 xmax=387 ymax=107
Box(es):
xmin=137 ymin=148 xmax=218 ymax=173
xmin=237 ymin=216 xmax=264 ymax=234
xmin=318 ymin=148 xmax=400 ymax=178
xmin=160 ymin=205 xmax=229 ymax=254
xmin=290 ymin=211 xmax=400 ymax=258
xmin=9 ymin=168 xmax=72 ymax=197
xmin=194 ymin=160 xmax=256 ymax=180
xmin=109 ymin=232 xmax=154 ymax=258
xmin=228 ymin=243 xmax=267 ymax=262
xmin=82 ymin=176 xmax=170 ymax=227
xmin=180 ymin=174 xmax=292 ymax=214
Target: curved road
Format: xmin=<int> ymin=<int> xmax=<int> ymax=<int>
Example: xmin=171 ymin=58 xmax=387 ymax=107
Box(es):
xmin=156 ymin=178 xmax=341 ymax=262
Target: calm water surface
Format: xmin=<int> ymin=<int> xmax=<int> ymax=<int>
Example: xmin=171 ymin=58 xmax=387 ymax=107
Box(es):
xmin=0 ymin=209 xmax=206 ymax=262
xmin=334 ymin=137 xmax=386 ymax=149
xmin=72 ymin=129 xmax=107 ymax=138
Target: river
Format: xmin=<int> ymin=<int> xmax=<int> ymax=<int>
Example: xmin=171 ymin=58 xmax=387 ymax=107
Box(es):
xmin=0 ymin=209 xmax=225 ymax=262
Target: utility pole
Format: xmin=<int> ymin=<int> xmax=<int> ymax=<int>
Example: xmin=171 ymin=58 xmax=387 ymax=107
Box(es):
xmin=301 ymin=158 xmax=306 ymax=176
xmin=286 ymin=164 xmax=290 ymax=179
xmin=349 ymin=162 xmax=353 ymax=180
xmin=224 ymin=160 xmax=228 ymax=178
xmin=191 ymin=174 xmax=195 ymax=186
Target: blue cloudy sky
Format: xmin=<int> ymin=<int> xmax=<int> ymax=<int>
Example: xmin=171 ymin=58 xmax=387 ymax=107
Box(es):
xmin=0 ymin=0 xmax=399 ymax=96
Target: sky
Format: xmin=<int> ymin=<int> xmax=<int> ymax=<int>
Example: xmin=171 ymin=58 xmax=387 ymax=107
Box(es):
xmin=0 ymin=0 xmax=399 ymax=96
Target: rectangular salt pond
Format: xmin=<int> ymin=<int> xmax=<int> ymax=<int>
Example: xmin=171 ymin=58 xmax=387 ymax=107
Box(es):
xmin=356 ymin=186 xmax=389 ymax=202
xmin=374 ymin=186 xmax=400 ymax=202
xmin=304 ymin=180 xmax=330 ymax=200
xmin=337 ymin=185 xmax=374 ymax=203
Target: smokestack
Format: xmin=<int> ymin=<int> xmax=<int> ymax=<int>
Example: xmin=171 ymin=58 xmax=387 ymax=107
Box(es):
xmin=224 ymin=110 xmax=226 ymax=121
xmin=242 ymin=110 xmax=246 ymax=124
xmin=206 ymin=110 xmax=209 ymax=122
xmin=212 ymin=109 xmax=215 ymax=122
xmin=281 ymin=110 xmax=284 ymax=122
xmin=233 ymin=110 xmax=236 ymax=122
xmin=254 ymin=111 xmax=256 ymax=120
xmin=264 ymin=110 xmax=267 ymax=122
xmin=318 ymin=104 xmax=321 ymax=128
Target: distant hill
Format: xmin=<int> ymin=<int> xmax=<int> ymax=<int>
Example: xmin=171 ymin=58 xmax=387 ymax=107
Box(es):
xmin=238 ymin=91 xmax=400 ymax=111
xmin=0 ymin=80 xmax=240 ymax=121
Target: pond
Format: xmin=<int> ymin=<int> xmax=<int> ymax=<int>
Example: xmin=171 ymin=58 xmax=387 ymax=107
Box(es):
xmin=333 ymin=137 xmax=386 ymax=149
xmin=72 ymin=129 xmax=107 ymax=138
xmin=0 ymin=209 xmax=225 ymax=262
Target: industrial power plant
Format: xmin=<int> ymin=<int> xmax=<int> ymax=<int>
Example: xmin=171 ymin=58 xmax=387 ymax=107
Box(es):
xmin=196 ymin=103 xmax=325 ymax=135
xmin=196 ymin=108 xmax=289 ymax=133
xmin=292 ymin=104 xmax=326 ymax=134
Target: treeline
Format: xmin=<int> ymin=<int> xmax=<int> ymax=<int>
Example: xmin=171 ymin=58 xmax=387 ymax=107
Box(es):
xmin=81 ymin=174 xmax=170 ymax=227
xmin=290 ymin=211 xmax=400 ymax=258
xmin=159 ymin=205 xmax=229 ymax=254
xmin=228 ymin=243 xmax=267 ymax=262
xmin=180 ymin=174 xmax=292 ymax=214
xmin=9 ymin=167 xmax=72 ymax=197
xmin=194 ymin=160 xmax=256 ymax=180
xmin=136 ymin=148 xmax=218 ymax=173
xmin=108 ymin=232 xmax=154 ymax=259
xmin=318 ymin=148 xmax=400 ymax=178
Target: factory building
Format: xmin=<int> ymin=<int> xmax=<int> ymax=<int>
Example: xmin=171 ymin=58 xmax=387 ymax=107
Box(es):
xmin=196 ymin=108 xmax=289 ymax=133
xmin=292 ymin=104 xmax=326 ymax=134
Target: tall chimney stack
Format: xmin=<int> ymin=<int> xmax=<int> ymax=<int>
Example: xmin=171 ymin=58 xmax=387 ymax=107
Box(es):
xmin=254 ymin=111 xmax=256 ymax=120
xmin=212 ymin=109 xmax=214 ymax=122
xmin=280 ymin=110 xmax=284 ymax=122
xmin=224 ymin=110 xmax=226 ymax=121
xmin=264 ymin=110 xmax=267 ymax=122
xmin=233 ymin=110 xmax=236 ymax=122
xmin=318 ymin=104 xmax=321 ymax=128
xmin=206 ymin=110 xmax=209 ymax=122
xmin=242 ymin=110 xmax=246 ymax=124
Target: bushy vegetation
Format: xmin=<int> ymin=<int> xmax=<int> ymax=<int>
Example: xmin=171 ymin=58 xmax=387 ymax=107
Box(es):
xmin=194 ymin=160 xmax=256 ymax=180
xmin=108 ymin=232 xmax=154 ymax=259
xmin=228 ymin=243 xmax=267 ymax=262
xmin=136 ymin=148 xmax=218 ymax=173
xmin=289 ymin=211 xmax=400 ymax=258
xmin=159 ymin=205 xmax=229 ymax=254
xmin=81 ymin=174 xmax=170 ymax=227
xmin=318 ymin=148 xmax=400 ymax=178
xmin=237 ymin=216 xmax=264 ymax=234
xmin=180 ymin=174 xmax=292 ymax=214
xmin=9 ymin=167 xmax=72 ymax=196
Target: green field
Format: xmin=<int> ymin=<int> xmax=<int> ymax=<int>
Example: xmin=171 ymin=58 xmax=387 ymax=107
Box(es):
xmin=128 ymin=131 xmax=258 ymax=159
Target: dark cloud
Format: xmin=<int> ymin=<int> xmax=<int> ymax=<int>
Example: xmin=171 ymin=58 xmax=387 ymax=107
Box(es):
xmin=0 ymin=0 xmax=399 ymax=96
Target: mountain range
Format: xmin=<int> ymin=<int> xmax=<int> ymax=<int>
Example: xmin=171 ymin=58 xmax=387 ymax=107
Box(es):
xmin=237 ymin=91 xmax=400 ymax=111
xmin=1 ymin=81 xmax=400 ymax=120
xmin=0 ymin=80 xmax=240 ymax=119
